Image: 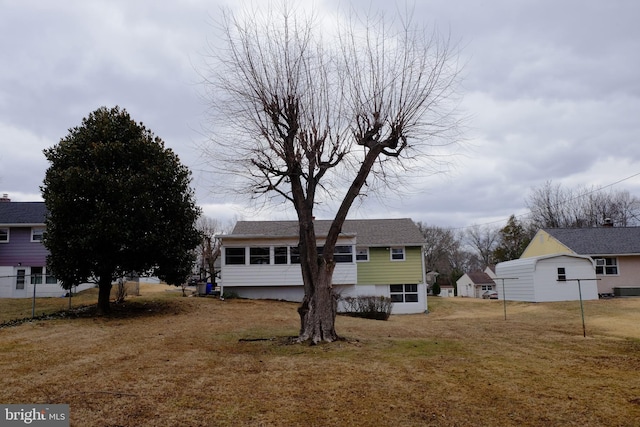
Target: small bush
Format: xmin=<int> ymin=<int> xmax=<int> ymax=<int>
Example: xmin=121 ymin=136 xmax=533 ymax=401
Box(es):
xmin=341 ymin=295 xmax=392 ymax=320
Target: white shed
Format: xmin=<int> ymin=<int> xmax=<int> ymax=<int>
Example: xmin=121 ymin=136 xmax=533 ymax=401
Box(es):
xmin=495 ymin=254 xmax=598 ymax=302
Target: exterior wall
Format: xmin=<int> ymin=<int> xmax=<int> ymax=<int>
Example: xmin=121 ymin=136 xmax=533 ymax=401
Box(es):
xmin=521 ymin=230 xmax=573 ymax=258
xmin=495 ymin=260 xmax=537 ymax=301
xmin=335 ymin=283 xmax=427 ymax=314
xmin=0 ymin=265 xmax=92 ymax=298
xmin=596 ymin=255 xmax=640 ymax=294
xmin=496 ymin=255 xmax=598 ymax=302
xmin=532 ymin=256 xmax=598 ymax=301
xmin=456 ymin=274 xmax=474 ymax=298
xmin=455 ymin=274 xmax=494 ymax=298
xmin=222 ymin=263 xmax=356 ymax=288
xmin=221 ymin=243 xmax=427 ymax=314
xmin=0 ymin=227 xmax=48 ymax=266
xmin=357 ymin=246 xmax=423 ymax=285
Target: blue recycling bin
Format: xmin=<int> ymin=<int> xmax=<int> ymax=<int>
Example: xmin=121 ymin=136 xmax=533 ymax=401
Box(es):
xmin=206 ymin=283 xmax=212 ymax=294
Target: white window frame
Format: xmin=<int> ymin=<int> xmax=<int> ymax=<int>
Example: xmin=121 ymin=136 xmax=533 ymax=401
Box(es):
xmin=249 ymin=247 xmax=271 ymax=265
xmin=355 ymin=247 xmax=369 ymax=262
xmin=594 ymin=257 xmax=618 ymax=276
xmin=31 ymin=227 xmax=45 ymax=242
xmin=390 ymin=284 xmax=419 ymax=303
xmin=224 ymin=247 xmax=247 ymax=265
xmin=390 ymin=247 xmax=405 ymax=261
xmin=0 ymin=228 xmax=9 ymax=243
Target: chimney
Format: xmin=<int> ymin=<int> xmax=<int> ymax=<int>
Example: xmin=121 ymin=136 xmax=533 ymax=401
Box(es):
xmin=0 ymin=194 xmax=10 ymax=202
xmin=602 ymin=218 xmax=614 ymax=228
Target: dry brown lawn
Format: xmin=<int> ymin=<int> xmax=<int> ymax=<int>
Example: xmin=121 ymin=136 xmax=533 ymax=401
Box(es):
xmin=1 ymin=287 xmax=639 ymax=426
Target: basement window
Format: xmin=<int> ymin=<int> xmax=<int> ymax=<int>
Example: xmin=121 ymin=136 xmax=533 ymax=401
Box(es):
xmin=390 ymin=284 xmax=419 ymax=303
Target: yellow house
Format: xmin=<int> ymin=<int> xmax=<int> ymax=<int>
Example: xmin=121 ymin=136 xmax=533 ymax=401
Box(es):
xmin=521 ymin=227 xmax=640 ymax=296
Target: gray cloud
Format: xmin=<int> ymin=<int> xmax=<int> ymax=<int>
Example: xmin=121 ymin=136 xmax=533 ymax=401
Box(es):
xmin=1 ymin=0 xmax=639 ymax=230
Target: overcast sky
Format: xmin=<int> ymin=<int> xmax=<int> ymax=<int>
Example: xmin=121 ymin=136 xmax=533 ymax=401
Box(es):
xmin=1 ymin=0 xmax=639 ymax=229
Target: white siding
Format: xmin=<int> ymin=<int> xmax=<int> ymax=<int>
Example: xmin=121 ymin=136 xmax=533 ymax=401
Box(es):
xmin=496 ymin=254 xmax=598 ymax=302
xmin=222 ymin=263 xmax=356 ymax=288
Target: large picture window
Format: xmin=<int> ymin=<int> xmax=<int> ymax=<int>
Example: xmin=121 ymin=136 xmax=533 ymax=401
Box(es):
xmin=595 ymin=258 xmax=618 ymax=275
xmin=390 ymin=284 xmax=419 ymax=303
xmin=225 ymin=247 xmax=246 ymax=265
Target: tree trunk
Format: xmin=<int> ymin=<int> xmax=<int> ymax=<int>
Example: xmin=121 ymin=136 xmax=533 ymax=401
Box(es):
xmin=297 ymin=261 xmax=338 ymax=344
xmin=96 ymin=275 xmax=112 ymax=316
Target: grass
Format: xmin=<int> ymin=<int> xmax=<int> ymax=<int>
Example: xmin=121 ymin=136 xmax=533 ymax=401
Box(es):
xmin=1 ymin=289 xmax=639 ymax=426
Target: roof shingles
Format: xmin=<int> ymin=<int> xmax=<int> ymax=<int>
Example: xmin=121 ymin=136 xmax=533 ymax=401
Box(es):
xmin=230 ymin=218 xmax=425 ymax=246
xmin=0 ymin=202 xmax=47 ymax=225
xmin=545 ymin=227 xmax=640 ymax=255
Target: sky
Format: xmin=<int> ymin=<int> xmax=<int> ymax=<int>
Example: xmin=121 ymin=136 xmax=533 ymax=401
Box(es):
xmin=1 ymin=0 xmax=639 ymax=230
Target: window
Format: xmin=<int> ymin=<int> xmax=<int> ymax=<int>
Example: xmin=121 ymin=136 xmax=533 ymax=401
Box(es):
xmin=250 ymin=247 xmax=270 ymax=264
xmin=481 ymin=285 xmax=493 ymax=291
xmin=225 ymin=247 xmax=246 ymax=265
xmin=31 ymin=227 xmax=45 ymax=242
xmin=31 ymin=267 xmax=43 ymax=285
xmin=0 ymin=228 xmax=8 ymax=243
xmin=390 ymin=284 xmax=419 ymax=303
xmin=356 ymin=247 xmax=369 ymax=262
xmin=45 ymin=269 xmax=57 ymax=284
xmin=595 ymin=258 xmax=618 ymax=275
xmin=557 ymin=267 xmax=566 ymax=282
xmin=16 ymin=269 xmax=25 ymax=290
xmin=390 ymin=247 xmax=405 ymax=261
xmin=274 ymin=247 xmax=288 ymax=264
xmin=290 ymin=246 xmax=301 ymax=264
xmin=334 ymin=245 xmax=353 ymax=263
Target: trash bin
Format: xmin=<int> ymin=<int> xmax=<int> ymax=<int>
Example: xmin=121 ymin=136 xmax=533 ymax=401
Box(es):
xmin=206 ymin=283 xmax=212 ymax=295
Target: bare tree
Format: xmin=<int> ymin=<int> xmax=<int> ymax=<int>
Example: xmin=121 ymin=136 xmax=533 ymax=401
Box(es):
xmin=526 ymin=180 xmax=640 ymax=228
xmin=202 ymin=3 xmax=463 ymax=343
xmin=195 ymin=216 xmax=235 ymax=287
xmin=466 ymin=224 xmax=499 ymax=268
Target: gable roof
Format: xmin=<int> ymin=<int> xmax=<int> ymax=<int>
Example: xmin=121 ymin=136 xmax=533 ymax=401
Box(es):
xmin=465 ymin=271 xmax=495 ymax=285
xmin=0 ymin=202 xmax=47 ymax=225
xmin=544 ymin=227 xmax=640 ymax=255
xmin=229 ymin=218 xmax=425 ymax=246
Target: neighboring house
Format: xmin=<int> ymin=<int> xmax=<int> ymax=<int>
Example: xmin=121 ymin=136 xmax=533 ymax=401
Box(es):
xmin=218 ymin=218 xmax=427 ymax=314
xmin=495 ymin=254 xmax=598 ymax=302
xmin=456 ymin=271 xmax=496 ymax=298
xmin=438 ymin=285 xmax=455 ymax=298
xmin=522 ymin=227 xmax=640 ymax=296
xmin=0 ymin=199 xmax=90 ymax=298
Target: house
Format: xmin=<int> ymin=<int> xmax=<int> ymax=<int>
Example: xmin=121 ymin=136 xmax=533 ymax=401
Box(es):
xmin=0 ymin=199 xmax=91 ymax=298
xmin=495 ymin=254 xmax=598 ymax=302
xmin=218 ymin=218 xmax=427 ymax=314
xmin=456 ymin=271 xmax=496 ymax=298
xmin=521 ymin=227 xmax=640 ymax=296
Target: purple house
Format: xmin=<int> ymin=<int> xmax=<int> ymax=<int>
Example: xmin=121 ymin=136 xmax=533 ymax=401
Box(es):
xmin=0 ymin=198 xmax=91 ymax=297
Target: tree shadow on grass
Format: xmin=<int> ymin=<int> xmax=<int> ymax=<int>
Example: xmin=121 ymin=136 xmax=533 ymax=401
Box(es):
xmin=0 ymin=299 xmax=184 ymax=329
